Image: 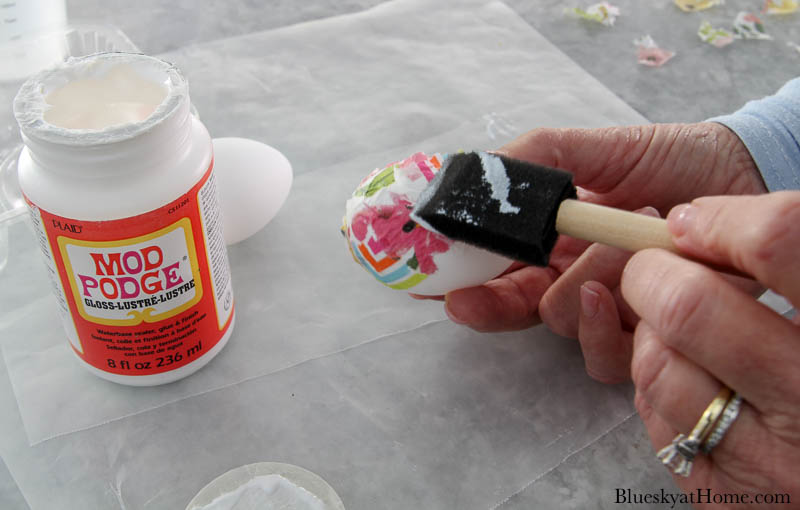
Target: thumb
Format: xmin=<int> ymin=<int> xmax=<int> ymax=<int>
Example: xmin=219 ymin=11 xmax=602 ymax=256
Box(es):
xmin=667 ymin=192 xmax=800 ymax=308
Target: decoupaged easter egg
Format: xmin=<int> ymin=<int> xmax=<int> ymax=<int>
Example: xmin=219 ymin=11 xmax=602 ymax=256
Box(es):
xmin=342 ymin=152 xmax=513 ymax=296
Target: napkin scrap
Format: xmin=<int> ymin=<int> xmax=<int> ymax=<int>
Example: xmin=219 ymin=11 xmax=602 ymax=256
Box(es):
xmin=566 ymin=2 xmax=621 ymax=26
xmin=674 ymin=0 xmax=724 ymax=12
xmin=763 ymin=0 xmax=799 ymax=14
xmin=732 ymin=12 xmax=772 ymax=39
xmin=698 ymin=21 xmax=735 ymax=47
xmin=634 ymin=35 xmax=675 ymax=67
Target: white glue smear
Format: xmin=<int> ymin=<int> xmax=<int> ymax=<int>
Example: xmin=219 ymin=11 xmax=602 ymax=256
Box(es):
xmin=479 ymin=152 xmax=520 ymax=214
xmin=192 ymin=474 xmax=326 ymax=510
xmin=44 ymin=64 xmax=167 ymax=130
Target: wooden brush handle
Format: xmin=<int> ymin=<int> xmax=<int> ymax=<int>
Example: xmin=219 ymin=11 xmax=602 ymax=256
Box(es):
xmin=555 ymin=199 xmax=676 ymax=253
xmin=555 ymin=199 xmax=747 ymax=278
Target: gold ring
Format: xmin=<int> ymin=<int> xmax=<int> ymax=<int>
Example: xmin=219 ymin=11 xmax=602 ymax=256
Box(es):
xmin=656 ymin=386 xmax=733 ymax=477
xmin=690 ymin=386 xmax=732 ymax=444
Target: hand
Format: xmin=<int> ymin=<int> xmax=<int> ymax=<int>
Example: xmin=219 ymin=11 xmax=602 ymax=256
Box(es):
xmin=438 ymin=122 xmax=767 ymax=383
xmin=622 ymin=192 xmax=800 ymax=504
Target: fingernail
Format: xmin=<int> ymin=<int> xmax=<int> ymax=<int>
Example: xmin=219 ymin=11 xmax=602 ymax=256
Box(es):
xmin=636 ymin=206 xmax=661 ymax=218
xmin=586 ymin=367 xmax=627 ymax=385
xmin=668 ymin=203 xmax=696 ymax=237
xmin=444 ymin=296 xmax=468 ymax=325
xmin=580 ymin=284 xmax=600 ymax=318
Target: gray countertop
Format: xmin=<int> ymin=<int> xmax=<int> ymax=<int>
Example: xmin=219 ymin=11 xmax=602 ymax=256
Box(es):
xmin=66 ymin=0 xmax=800 ymax=123
xmin=1 ymin=1 xmax=797 ymax=509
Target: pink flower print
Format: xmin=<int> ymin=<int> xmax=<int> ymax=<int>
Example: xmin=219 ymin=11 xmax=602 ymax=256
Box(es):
xmin=350 ymin=210 xmax=372 ymax=242
xmin=394 ymin=152 xmax=440 ymax=183
xmin=637 ymin=46 xmax=675 ymax=67
xmin=351 ymin=193 xmax=451 ymax=274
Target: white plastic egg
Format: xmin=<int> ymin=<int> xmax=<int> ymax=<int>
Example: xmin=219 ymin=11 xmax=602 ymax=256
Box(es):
xmin=212 ymin=137 xmax=293 ymax=245
xmin=342 ymin=152 xmax=513 ymax=295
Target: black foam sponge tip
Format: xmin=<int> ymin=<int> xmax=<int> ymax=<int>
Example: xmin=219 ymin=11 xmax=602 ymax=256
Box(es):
xmin=412 ymin=152 xmax=576 ymax=266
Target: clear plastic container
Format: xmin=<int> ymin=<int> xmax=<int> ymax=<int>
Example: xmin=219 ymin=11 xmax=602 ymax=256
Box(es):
xmin=0 ymin=24 xmax=141 ymax=270
xmin=0 ymin=22 xmax=135 ymax=83
xmin=186 ymin=463 xmax=346 ymax=510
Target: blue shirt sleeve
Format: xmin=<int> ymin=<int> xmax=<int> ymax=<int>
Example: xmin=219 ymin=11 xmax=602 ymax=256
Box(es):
xmin=708 ymin=77 xmax=800 ymax=192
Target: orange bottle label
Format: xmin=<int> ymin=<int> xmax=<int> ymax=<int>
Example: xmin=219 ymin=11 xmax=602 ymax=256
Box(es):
xmin=25 ymin=161 xmax=234 ymax=376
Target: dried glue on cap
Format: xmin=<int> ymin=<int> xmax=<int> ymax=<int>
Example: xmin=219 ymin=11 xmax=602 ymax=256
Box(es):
xmin=14 ymin=52 xmax=237 ymax=386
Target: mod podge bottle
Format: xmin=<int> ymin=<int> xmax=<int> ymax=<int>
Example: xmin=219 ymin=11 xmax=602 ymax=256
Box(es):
xmin=13 ymin=53 xmax=235 ymax=385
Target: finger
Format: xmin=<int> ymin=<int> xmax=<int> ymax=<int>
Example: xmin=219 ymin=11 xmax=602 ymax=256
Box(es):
xmin=634 ymin=391 xmax=678 ymax=454
xmin=622 ymin=249 xmax=800 ymax=412
xmin=409 ymin=263 xmax=529 ymax=302
xmin=668 ymin=192 xmax=800 ymax=306
xmin=634 ymin=390 xmax=715 ymax=488
xmin=578 ymin=281 xmax=632 ymax=384
xmin=633 ymin=321 xmax=727 ymax=438
xmin=540 ymin=206 xmax=659 ymax=338
xmin=444 ymin=265 xmax=558 ymax=332
xmin=501 ymin=261 xmax=529 ymax=275
xmin=546 ymin=234 xmax=593 ymax=274
xmin=611 ymin=285 xmax=639 ymax=330
xmin=539 ymin=241 xmax=631 ymax=338
xmin=632 ymin=322 xmax=771 ymax=488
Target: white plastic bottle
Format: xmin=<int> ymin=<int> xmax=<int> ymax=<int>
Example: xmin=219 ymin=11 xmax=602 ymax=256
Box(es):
xmin=14 ymin=53 xmax=235 ymax=385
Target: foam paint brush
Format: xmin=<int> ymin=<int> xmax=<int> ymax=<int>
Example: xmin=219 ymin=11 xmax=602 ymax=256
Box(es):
xmin=411 ymin=151 xmax=728 ymax=271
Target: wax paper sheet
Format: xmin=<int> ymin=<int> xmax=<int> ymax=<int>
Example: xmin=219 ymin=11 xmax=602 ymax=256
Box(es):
xmin=0 ymin=455 xmax=28 ymax=510
xmin=0 ymin=0 xmax=646 ymax=447
xmin=0 ymin=0 xmax=653 ymax=507
xmin=0 ymin=318 xmax=638 ymax=509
